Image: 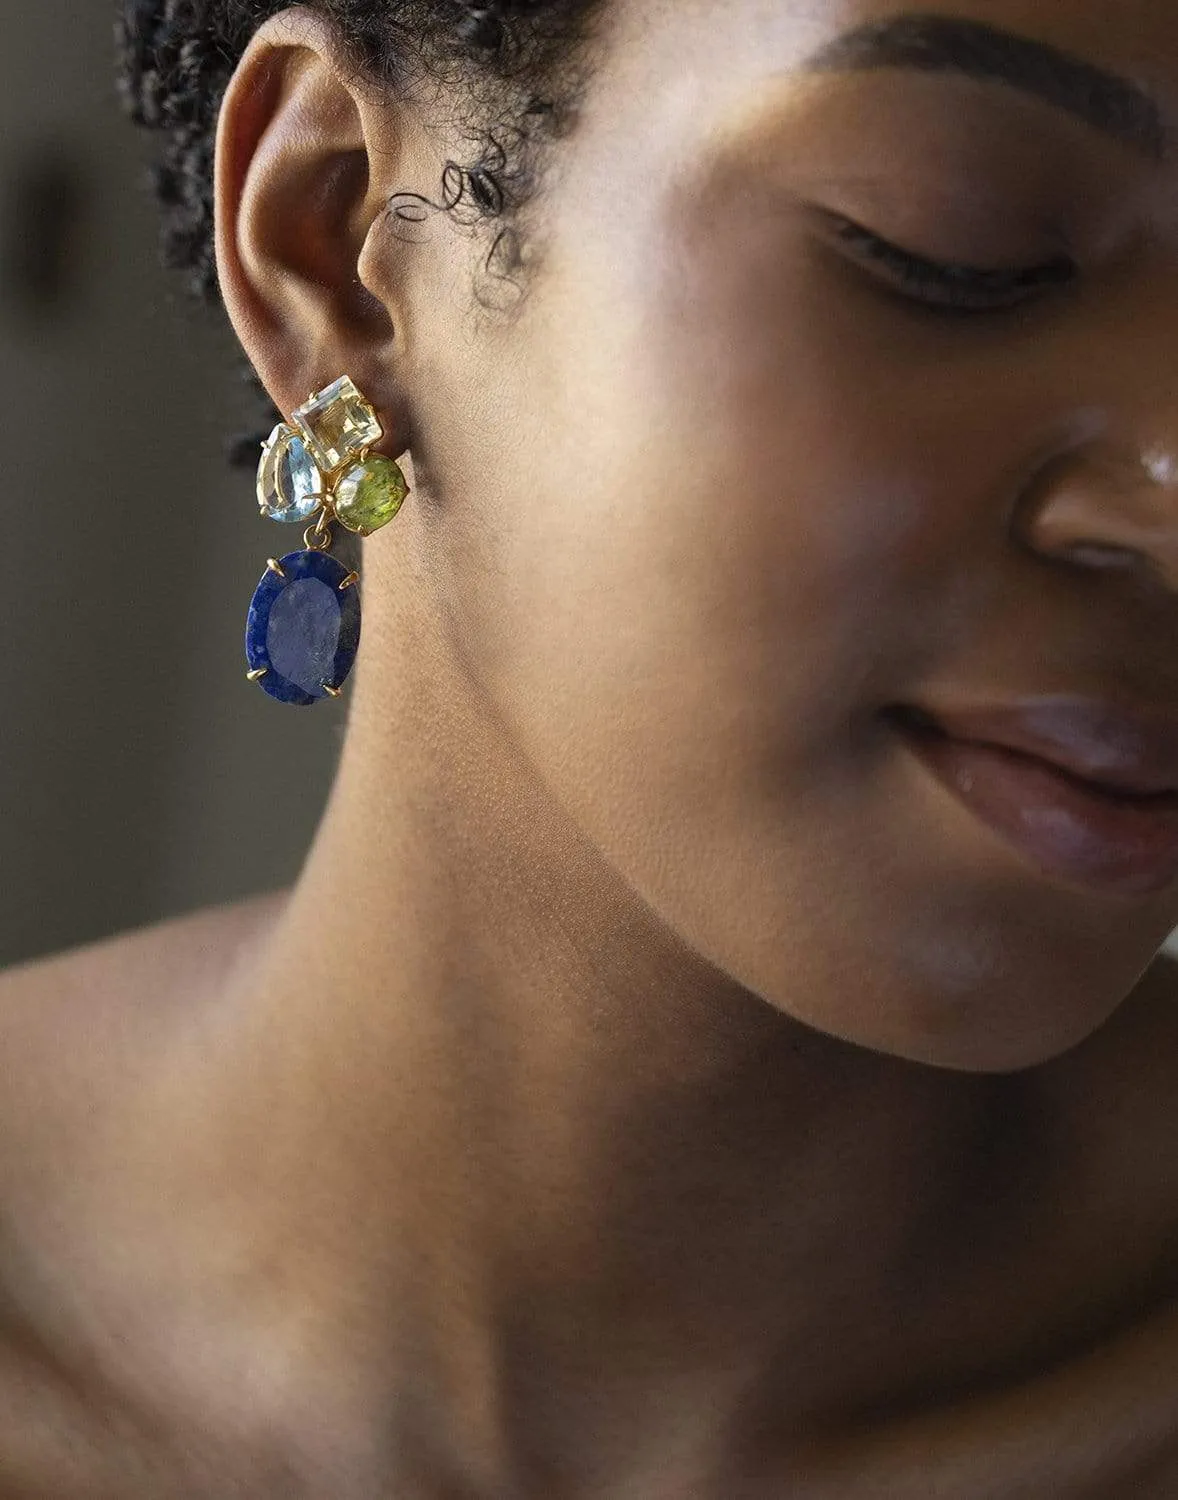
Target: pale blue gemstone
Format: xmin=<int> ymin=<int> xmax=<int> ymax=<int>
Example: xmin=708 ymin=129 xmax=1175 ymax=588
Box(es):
xmin=257 ymin=425 xmax=322 ymax=524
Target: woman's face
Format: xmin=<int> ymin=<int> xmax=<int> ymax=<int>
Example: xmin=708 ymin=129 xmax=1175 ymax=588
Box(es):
xmin=384 ymin=0 xmax=1178 ymax=1071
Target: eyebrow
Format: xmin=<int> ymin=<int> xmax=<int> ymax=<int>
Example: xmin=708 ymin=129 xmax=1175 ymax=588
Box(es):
xmin=803 ymin=13 xmax=1168 ymax=162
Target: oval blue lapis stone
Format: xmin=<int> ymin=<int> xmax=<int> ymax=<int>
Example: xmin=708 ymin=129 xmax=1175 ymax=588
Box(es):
xmin=244 ymin=550 xmax=360 ymax=706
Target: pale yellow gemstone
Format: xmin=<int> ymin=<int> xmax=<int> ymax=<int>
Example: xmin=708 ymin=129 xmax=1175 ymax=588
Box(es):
xmin=292 ymin=377 xmax=384 ymax=474
xmin=334 ymin=457 xmax=409 ymax=536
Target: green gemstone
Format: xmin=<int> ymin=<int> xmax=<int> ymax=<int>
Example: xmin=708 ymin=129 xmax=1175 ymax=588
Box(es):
xmin=333 ymin=457 xmax=409 ymax=537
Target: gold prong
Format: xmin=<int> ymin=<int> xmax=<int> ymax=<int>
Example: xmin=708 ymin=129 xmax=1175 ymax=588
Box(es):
xmin=322 ymin=683 xmax=343 ymax=699
xmin=266 ymin=558 xmax=286 ymax=578
xmin=339 ymin=571 xmax=360 ymax=591
xmin=247 ymin=668 xmax=268 ymax=682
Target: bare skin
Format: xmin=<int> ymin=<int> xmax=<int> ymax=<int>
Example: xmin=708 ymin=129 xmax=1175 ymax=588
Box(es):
xmin=3 ymin=0 xmax=1178 ymax=1493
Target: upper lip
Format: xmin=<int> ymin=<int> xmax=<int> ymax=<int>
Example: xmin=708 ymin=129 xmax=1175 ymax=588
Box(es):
xmin=892 ymin=697 xmax=1178 ymax=797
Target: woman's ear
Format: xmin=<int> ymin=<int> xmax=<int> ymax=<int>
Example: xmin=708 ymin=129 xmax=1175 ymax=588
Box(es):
xmin=213 ymin=7 xmax=416 ymax=426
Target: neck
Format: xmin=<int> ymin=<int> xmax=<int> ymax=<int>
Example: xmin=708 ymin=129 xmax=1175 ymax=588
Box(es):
xmin=202 ymin=549 xmax=1010 ymax=1492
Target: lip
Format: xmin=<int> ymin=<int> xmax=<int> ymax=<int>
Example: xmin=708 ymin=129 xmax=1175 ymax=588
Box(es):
xmin=888 ymin=701 xmax=1178 ymax=898
xmin=898 ymin=699 xmax=1178 ymax=797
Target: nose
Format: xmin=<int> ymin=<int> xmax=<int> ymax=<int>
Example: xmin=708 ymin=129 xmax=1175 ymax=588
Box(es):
xmin=1016 ymin=439 xmax=1178 ymax=593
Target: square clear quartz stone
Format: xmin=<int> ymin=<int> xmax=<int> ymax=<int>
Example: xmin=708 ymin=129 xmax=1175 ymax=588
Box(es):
xmin=292 ymin=377 xmax=384 ymax=474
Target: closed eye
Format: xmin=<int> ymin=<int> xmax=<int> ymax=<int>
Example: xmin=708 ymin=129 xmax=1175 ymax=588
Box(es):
xmin=826 ymin=213 xmax=1078 ymax=315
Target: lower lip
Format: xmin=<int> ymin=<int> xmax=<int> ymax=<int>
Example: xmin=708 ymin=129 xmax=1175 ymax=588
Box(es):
xmin=890 ymin=712 xmax=1178 ymax=898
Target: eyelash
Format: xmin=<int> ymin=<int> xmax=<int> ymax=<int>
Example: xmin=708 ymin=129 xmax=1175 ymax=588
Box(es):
xmin=830 ymin=215 xmax=1078 ymax=315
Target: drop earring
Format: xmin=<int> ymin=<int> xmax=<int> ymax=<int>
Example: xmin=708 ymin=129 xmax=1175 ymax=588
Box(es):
xmin=244 ymin=375 xmax=409 ymax=705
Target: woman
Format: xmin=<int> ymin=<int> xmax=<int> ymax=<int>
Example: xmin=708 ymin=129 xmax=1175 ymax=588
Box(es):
xmin=0 ymin=0 xmax=1176 ymax=1491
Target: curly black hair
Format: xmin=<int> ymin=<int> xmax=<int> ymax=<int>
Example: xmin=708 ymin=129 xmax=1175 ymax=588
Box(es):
xmin=116 ymin=1 xmax=605 ymax=457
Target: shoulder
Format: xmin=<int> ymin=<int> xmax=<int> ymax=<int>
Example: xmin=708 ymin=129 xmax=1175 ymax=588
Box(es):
xmin=0 ymin=888 xmax=287 ymax=1005
xmin=0 ymin=894 xmax=294 ymax=1491
xmin=0 ymin=892 xmax=287 ymax=1188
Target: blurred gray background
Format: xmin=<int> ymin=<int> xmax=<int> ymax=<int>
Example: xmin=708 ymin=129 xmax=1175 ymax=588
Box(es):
xmin=0 ymin=0 xmax=338 ymax=967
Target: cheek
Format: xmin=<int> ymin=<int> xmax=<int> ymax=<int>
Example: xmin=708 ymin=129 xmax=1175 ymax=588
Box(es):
xmin=637 ymin=218 xmax=1073 ymax=714
xmin=432 ymin=249 xmax=959 ymax=954
xmin=446 ymin=198 xmax=1008 ymax=833
xmin=489 ymin=244 xmax=975 ymax=774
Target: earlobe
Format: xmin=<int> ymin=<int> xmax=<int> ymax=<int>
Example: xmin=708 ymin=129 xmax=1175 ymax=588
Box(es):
xmin=213 ymin=11 xmax=399 ymax=420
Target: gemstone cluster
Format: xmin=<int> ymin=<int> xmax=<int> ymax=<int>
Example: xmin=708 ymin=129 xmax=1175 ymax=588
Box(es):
xmin=246 ymin=374 xmax=409 ymax=705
